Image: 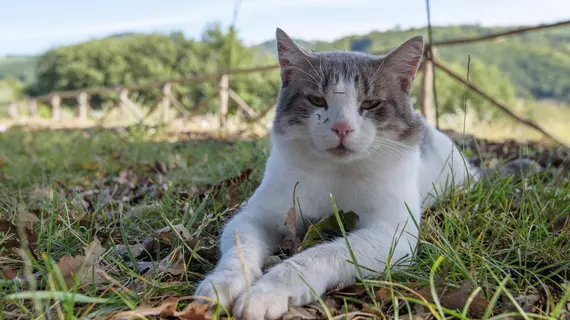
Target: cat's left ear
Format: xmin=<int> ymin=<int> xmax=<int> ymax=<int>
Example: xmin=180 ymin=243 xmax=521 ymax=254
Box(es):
xmin=382 ymin=35 xmax=424 ymax=90
xmin=276 ymin=28 xmax=309 ymax=67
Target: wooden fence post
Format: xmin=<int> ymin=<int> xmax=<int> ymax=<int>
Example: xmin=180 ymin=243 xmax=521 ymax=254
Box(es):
xmin=51 ymin=95 xmax=62 ymax=121
xmin=117 ymin=89 xmax=127 ymax=121
xmin=28 ymin=99 xmax=37 ymax=119
xmin=219 ymin=74 xmax=229 ymax=131
xmin=161 ymin=82 xmax=171 ymax=124
xmin=117 ymin=88 xmax=143 ymax=122
xmin=8 ymin=101 xmax=19 ymax=119
xmin=78 ymin=92 xmax=89 ymax=120
xmin=419 ymin=48 xmax=437 ymax=125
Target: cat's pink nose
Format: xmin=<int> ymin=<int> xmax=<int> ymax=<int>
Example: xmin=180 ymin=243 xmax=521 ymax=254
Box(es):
xmin=331 ymin=122 xmax=354 ymax=142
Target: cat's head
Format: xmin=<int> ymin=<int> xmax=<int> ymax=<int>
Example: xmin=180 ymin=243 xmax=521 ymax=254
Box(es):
xmin=273 ymin=28 xmax=425 ymax=163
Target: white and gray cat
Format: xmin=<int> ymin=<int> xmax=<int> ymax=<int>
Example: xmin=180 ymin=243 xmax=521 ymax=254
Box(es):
xmin=194 ymin=28 xmax=503 ymax=319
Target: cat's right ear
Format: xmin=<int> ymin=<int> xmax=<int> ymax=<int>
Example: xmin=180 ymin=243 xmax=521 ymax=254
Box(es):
xmin=276 ymin=28 xmax=308 ymax=83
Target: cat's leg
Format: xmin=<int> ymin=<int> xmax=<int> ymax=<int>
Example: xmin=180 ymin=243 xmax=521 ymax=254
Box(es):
xmin=194 ymin=204 xmax=283 ymax=311
xmin=232 ymin=218 xmax=420 ymax=319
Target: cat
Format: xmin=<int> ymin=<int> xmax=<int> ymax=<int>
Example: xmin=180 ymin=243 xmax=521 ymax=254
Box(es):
xmin=194 ymin=28 xmax=477 ymax=319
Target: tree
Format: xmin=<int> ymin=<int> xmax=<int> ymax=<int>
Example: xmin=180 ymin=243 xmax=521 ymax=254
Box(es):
xmin=27 ymin=24 xmax=280 ymax=114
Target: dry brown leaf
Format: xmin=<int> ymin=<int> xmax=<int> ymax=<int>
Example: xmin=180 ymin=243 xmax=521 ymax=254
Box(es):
xmin=501 ymin=293 xmax=541 ymax=314
xmin=0 ymin=268 xmax=18 ymax=280
xmin=225 ymin=183 xmax=241 ymax=208
xmin=113 ymin=297 xmax=179 ymax=319
xmin=113 ymin=298 xmax=213 ymax=320
xmin=155 ymin=161 xmax=168 ymax=175
xmin=56 ymin=237 xmax=106 ymax=286
xmin=375 ymin=287 xmax=393 ymax=302
xmin=440 ymin=281 xmax=489 ymax=318
xmin=281 ymin=182 xmax=300 ymax=255
xmin=174 ymin=300 xmax=211 ymax=319
xmin=158 ymin=249 xmax=186 ymax=276
xmin=155 ymin=224 xmax=192 ymax=242
xmin=0 ymin=218 xmax=38 ymax=251
xmin=195 ymin=168 xmax=253 ymax=197
xmin=413 ymin=278 xmax=489 ymax=318
xmin=281 ymin=206 xmax=300 ymax=254
xmin=17 ymin=208 xmax=40 ymax=224
xmin=361 ymin=303 xmax=383 ymax=317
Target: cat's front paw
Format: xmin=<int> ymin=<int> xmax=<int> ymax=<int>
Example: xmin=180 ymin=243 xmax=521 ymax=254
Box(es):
xmin=194 ymin=267 xmax=261 ymax=313
xmin=232 ymin=263 xmax=318 ymax=320
xmin=232 ymin=280 xmax=291 ymax=320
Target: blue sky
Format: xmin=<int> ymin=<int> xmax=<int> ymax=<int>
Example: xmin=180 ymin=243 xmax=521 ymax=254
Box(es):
xmin=1 ymin=0 xmax=568 ymax=56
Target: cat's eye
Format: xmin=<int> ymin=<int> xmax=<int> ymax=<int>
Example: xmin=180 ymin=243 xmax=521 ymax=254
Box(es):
xmin=307 ymin=95 xmax=327 ymax=108
xmin=360 ymin=100 xmax=382 ymax=110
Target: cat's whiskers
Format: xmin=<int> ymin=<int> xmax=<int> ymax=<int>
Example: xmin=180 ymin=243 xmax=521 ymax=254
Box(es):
xmin=288 ymin=66 xmax=322 ymax=88
xmin=300 ymin=53 xmax=324 ymax=85
xmin=368 ymin=142 xmax=405 ymax=160
xmin=375 ymin=137 xmax=415 ymax=152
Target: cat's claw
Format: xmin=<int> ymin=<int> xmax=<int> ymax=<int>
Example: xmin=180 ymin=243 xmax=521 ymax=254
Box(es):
xmin=232 ymin=281 xmax=291 ymax=320
xmin=232 ymin=263 xmax=315 ymax=320
xmin=194 ymin=268 xmax=260 ymax=314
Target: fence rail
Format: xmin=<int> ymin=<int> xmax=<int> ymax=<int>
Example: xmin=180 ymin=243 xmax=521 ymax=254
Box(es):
xmin=5 ymin=19 xmax=570 ymax=147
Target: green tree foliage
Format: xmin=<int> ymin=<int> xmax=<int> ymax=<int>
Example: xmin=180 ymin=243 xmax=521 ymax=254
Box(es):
xmin=410 ymin=58 xmax=518 ymax=120
xmin=28 ymin=23 xmax=280 ymax=113
xmin=0 ymin=56 xmax=37 ymax=83
xmin=257 ymin=25 xmax=570 ymax=104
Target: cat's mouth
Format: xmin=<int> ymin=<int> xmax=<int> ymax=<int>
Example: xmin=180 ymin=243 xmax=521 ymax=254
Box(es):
xmin=327 ymin=145 xmax=354 ymax=157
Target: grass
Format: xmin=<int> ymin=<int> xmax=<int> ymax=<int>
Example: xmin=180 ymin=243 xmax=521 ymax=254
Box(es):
xmin=0 ymin=126 xmax=569 ymax=319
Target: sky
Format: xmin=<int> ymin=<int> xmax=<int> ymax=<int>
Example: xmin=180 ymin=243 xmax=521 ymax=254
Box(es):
xmin=0 ymin=0 xmax=568 ymax=56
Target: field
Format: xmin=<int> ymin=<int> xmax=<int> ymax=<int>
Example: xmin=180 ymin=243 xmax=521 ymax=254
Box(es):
xmin=0 ymin=126 xmax=569 ymax=319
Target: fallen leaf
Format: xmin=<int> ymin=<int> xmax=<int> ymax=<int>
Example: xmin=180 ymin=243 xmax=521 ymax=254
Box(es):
xmin=281 ymin=206 xmax=300 ymax=254
xmin=225 ymin=183 xmax=241 ymax=208
xmin=0 ymin=218 xmax=38 ymax=251
xmin=56 ymin=237 xmax=106 ymax=286
xmin=280 ymin=182 xmax=301 ymax=255
xmin=113 ymin=297 xmax=214 ymax=320
xmin=375 ymin=287 xmax=393 ymax=302
xmin=300 ymin=210 xmax=359 ymax=249
xmin=113 ymin=297 xmax=179 ymax=319
xmin=439 ymin=281 xmax=489 ymax=318
xmin=412 ymin=278 xmax=489 ymax=318
xmin=157 ymin=249 xmax=186 ymax=276
xmin=361 ymin=303 xmax=383 ymax=317
xmin=174 ymin=300 xmax=211 ymax=320
xmin=501 ymin=293 xmax=541 ymax=314
xmin=17 ymin=207 xmax=39 ymax=224
xmin=0 ymin=268 xmax=18 ymax=280
xmin=155 ymin=224 xmax=192 ymax=242
xmin=195 ymin=168 xmax=252 ymax=197
xmin=155 ymin=161 xmax=168 ymax=175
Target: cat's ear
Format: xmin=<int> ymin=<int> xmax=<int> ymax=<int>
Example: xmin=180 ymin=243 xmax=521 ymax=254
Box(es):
xmin=276 ymin=28 xmax=308 ymax=65
xmin=382 ymin=35 xmax=424 ymax=89
xmin=276 ymin=28 xmax=310 ymax=82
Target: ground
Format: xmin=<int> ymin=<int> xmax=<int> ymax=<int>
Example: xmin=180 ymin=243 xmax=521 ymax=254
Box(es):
xmin=0 ymin=126 xmax=569 ymax=320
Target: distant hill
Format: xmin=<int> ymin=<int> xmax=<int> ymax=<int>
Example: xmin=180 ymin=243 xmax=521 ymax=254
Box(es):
xmin=0 ymin=55 xmax=37 ymax=83
xmin=255 ymin=24 xmax=570 ymax=103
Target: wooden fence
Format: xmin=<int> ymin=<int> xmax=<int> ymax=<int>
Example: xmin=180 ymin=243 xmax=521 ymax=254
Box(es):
xmin=5 ymin=19 xmax=570 ymax=146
